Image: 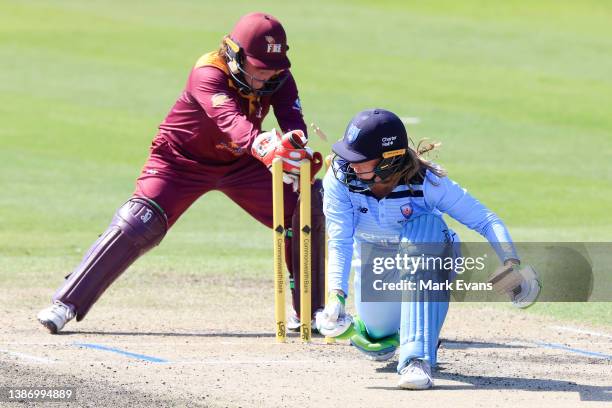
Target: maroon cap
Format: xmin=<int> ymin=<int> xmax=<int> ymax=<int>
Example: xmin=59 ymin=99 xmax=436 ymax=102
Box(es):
xmin=230 ymin=12 xmax=291 ymax=70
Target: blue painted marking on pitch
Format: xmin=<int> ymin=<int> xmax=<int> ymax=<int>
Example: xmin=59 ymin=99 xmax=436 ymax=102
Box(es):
xmin=535 ymin=342 xmax=612 ymax=360
xmin=74 ymin=343 xmax=169 ymax=363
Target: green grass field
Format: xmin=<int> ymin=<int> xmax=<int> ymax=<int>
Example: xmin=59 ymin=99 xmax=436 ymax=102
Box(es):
xmin=1 ymin=1 xmax=611 ymax=325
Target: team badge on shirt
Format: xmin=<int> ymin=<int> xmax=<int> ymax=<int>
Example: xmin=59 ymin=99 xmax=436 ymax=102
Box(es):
xmin=211 ymin=93 xmax=229 ymax=107
xmin=400 ymin=203 xmax=413 ymax=219
xmin=215 ymin=141 xmax=244 ymax=156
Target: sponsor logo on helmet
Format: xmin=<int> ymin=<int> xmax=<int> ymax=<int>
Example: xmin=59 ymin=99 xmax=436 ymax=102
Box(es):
xmin=267 ymin=44 xmax=282 ymax=53
xmin=400 ymin=203 xmax=413 ymax=219
xmin=265 ymin=36 xmax=282 ymax=53
xmin=211 ymin=93 xmax=229 ymax=107
xmin=382 ymin=148 xmax=406 ymax=158
xmin=382 ymin=136 xmax=397 ymax=147
xmin=346 ymin=124 xmax=361 ymax=143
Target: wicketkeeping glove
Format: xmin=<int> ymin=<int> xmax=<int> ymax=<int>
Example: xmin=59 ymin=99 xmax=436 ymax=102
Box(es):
xmin=251 ymin=129 xmax=323 ymax=191
xmin=315 ymin=292 xmax=353 ymax=337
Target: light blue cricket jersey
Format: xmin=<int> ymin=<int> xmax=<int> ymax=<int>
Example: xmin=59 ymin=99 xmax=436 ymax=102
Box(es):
xmin=322 ymin=164 xmax=519 ymax=296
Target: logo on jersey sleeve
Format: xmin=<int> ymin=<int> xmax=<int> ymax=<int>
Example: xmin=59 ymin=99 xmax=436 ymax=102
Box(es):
xmin=400 ymin=203 xmax=413 ymax=219
xmin=292 ymin=98 xmax=302 ymax=112
xmin=211 ymin=93 xmax=229 ymax=107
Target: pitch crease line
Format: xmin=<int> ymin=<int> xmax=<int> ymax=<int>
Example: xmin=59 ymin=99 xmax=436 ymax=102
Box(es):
xmin=549 ymin=325 xmax=612 ymax=339
xmin=170 ymin=359 xmax=313 ymax=364
xmin=0 ymin=348 xmax=55 ymax=364
xmin=73 ymin=342 xmax=169 ymax=363
xmin=534 ymin=342 xmax=612 ymax=360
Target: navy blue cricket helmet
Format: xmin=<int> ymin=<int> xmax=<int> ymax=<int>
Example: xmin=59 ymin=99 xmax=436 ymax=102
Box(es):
xmin=332 ymin=109 xmax=410 ymax=190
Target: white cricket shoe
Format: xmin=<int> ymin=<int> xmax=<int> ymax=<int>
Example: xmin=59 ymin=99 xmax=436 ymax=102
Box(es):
xmin=398 ymin=359 xmax=433 ymax=390
xmin=287 ymin=309 xmax=319 ymax=333
xmin=287 ymin=309 xmax=301 ymax=332
xmin=37 ymin=301 xmax=75 ymax=334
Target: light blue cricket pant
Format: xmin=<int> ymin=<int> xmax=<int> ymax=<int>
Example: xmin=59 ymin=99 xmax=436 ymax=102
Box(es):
xmin=354 ymin=214 xmax=456 ymax=372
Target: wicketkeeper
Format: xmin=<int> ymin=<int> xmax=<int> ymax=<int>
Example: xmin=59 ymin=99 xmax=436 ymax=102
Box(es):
xmin=37 ymin=12 xmax=326 ymax=333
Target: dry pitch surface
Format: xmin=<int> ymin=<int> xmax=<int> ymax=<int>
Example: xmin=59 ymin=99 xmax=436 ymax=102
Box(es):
xmin=1 ymin=276 xmax=611 ymax=407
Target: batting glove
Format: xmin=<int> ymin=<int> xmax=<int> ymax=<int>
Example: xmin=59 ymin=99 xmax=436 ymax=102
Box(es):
xmin=488 ymin=261 xmax=542 ymax=309
xmin=315 ymin=292 xmax=353 ymax=337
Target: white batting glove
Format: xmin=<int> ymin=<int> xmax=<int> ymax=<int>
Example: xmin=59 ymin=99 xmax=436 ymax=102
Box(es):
xmin=488 ymin=262 xmax=542 ymax=309
xmin=509 ymin=264 xmax=542 ymax=308
xmin=315 ymin=292 xmax=353 ymax=337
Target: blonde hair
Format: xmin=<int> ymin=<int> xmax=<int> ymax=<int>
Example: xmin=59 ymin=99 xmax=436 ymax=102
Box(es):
xmin=399 ymin=139 xmax=447 ymax=185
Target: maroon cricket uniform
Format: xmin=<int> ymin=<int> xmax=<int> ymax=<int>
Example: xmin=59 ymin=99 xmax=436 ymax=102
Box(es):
xmin=158 ymin=51 xmax=306 ymax=164
xmin=135 ymin=51 xmax=306 ymax=227
xmin=41 ymin=13 xmax=324 ymax=335
xmin=51 ymin=51 xmax=325 ymax=321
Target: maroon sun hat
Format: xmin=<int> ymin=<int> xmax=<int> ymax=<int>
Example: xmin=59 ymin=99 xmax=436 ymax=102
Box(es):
xmin=230 ymin=12 xmax=291 ymax=70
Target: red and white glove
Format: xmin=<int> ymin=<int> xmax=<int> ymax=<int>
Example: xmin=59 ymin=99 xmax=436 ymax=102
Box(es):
xmin=251 ymin=129 xmax=322 ymax=190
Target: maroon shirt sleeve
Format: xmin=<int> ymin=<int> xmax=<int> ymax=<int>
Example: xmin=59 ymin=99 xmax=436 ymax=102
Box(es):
xmin=270 ymin=72 xmax=308 ymax=136
xmin=188 ymin=66 xmax=260 ymax=151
